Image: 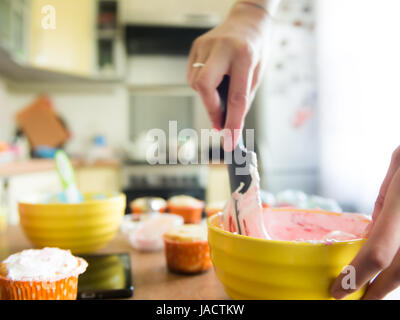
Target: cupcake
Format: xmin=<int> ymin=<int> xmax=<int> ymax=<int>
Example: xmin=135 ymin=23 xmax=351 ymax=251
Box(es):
xmin=163 ymin=224 xmax=211 ymax=274
xmin=205 ymin=201 xmax=226 ymax=218
xmin=130 ymin=197 xmax=167 ymax=214
xmin=0 ymin=247 xmax=87 ymax=300
xmin=167 ymin=195 xmax=204 ymax=224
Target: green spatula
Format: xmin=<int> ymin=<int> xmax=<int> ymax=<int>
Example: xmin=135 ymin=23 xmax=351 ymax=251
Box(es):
xmin=54 ymin=150 xmax=84 ymax=203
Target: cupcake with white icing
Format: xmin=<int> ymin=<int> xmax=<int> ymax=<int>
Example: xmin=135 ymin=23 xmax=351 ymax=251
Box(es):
xmin=0 ymin=247 xmax=87 ymax=300
xmin=129 ymin=197 xmax=167 ymax=214
xmin=167 ymin=195 xmax=204 ymax=224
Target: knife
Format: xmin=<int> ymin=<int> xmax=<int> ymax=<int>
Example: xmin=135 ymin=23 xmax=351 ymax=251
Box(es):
xmin=217 ymin=75 xmax=253 ymax=234
xmin=217 ymin=75 xmax=253 ymax=194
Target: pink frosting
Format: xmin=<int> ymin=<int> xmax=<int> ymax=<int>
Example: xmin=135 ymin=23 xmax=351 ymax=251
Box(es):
xmin=263 ymin=209 xmax=370 ymax=242
xmin=221 ymin=152 xmax=370 ymax=243
xmin=222 ymin=152 xmax=270 ymax=239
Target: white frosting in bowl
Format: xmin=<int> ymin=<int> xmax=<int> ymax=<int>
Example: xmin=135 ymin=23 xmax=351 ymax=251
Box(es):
xmin=2 ymin=247 xmax=88 ymax=281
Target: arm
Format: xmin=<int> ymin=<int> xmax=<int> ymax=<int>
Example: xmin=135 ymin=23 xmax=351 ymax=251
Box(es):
xmin=187 ymin=0 xmax=280 ymax=151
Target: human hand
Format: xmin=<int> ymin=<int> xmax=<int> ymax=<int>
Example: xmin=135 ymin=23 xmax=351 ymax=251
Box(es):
xmin=331 ymin=145 xmax=400 ymax=299
xmin=187 ymin=1 xmax=274 ymax=151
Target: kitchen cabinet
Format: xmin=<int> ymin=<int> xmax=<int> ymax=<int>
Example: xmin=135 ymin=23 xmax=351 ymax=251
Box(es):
xmin=94 ymin=0 xmax=125 ymax=79
xmin=76 ymin=167 xmax=121 ymax=194
xmin=206 ymin=164 xmax=230 ymax=204
xmin=120 ymin=0 xmax=235 ymax=27
xmin=0 ymin=0 xmax=12 ymax=52
xmin=0 ymin=0 xmax=30 ymax=63
xmin=29 ymin=0 xmax=95 ymax=76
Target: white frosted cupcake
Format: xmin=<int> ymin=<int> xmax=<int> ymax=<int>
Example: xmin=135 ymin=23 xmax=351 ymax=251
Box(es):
xmin=130 ymin=197 xmax=167 ymax=214
xmin=167 ymin=195 xmax=204 ymax=224
xmin=0 ymin=247 xmax=87 ymax=300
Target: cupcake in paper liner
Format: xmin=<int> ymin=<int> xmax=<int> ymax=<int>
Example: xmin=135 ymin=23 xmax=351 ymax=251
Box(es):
xmin=130 ymin=197 xmax=167 ymax=214
xmin=0 ymin=247 xmax=87 ymax=300
xmin=163 ymin=224 xmax=211 ymax=274
xmin=167 ymin=195 xmax=204 ymax=224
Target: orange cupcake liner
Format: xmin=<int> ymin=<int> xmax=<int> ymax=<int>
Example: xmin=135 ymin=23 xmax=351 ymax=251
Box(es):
xmin=130 ymin=204 xmax=167 ymax=214
xmin=167 ymin=205 xmax=203 ymax=224
xmin=163 ymin=237 xmax=212 ymax=274
xmin=0 ymin=275 xmax=78 ymax=300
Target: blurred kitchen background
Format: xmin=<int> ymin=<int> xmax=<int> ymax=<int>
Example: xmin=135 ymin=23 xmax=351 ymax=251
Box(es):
xmin=1 ymin=0 xmax=399 ymax=226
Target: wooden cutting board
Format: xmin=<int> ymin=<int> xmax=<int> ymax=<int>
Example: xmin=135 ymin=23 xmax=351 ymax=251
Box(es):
xmin=15 ymin=96 xmax=69 ymax=149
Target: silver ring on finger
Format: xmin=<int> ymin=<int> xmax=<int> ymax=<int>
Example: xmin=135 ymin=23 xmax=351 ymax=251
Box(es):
xmin=192 ymin=62 xmax=205 ymax=68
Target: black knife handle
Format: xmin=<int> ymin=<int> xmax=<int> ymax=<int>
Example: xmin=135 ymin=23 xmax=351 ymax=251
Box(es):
xmin=217 ymin=75 xmax=252 ymax=194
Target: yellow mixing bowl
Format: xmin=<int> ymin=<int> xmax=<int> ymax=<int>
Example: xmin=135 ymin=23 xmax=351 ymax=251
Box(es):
xmin=18 ymin=193 xmax=126 ymax=254
xmin=207 ymin=210 xmax=369 ymax=300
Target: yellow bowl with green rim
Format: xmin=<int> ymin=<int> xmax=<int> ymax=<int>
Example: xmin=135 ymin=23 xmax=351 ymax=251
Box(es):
xmin=207 ymin=209 xmax=369 ymax=300
xmin=18 ymin=193 xmax=126 ymax=254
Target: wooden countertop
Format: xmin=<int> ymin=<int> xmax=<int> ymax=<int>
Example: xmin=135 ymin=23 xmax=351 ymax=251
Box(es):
xmin=0 ymin=158 xmax=120 ymax=178
xmin=2 ymin=227 xmax=400 ymax=300
xmin=0 ymin=226 xmax=229 ymax=300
